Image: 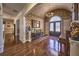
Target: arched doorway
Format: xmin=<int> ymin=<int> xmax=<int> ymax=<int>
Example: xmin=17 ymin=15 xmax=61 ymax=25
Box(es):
xmin=49 ymin=16 xmax=61 ymax=37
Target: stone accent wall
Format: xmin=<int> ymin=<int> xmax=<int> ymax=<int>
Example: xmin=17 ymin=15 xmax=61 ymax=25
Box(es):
xmin=44 ymin=9 xmax=72 ymax=37
xmin=52 ymin=9 xmax=71 ymax=19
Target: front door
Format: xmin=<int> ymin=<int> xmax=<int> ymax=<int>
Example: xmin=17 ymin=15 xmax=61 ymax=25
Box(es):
xmin=49 ymin=16 xmax=61 ymax=37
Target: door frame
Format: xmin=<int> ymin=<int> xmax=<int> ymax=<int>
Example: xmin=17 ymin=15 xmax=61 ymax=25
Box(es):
xmin=49 ymin=21 xmax=61 ymax=36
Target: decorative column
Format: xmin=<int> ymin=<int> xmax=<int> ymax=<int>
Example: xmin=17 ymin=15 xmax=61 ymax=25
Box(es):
xmin=0 ymin=3 xmax=4 ymax=53
xmin=72 ymin=3 xmax=78 ymax=21
xmin=19 ymin=17 xmax=26 ymax=43
xmin=44 ymin=19 xmax=49 ymax=36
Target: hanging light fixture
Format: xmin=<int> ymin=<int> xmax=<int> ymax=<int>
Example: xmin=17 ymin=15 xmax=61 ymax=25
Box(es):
xmin=46 ymin=12 xmax=53 ymax=18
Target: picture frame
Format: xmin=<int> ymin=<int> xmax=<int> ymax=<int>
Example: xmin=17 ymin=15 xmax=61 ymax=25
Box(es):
xmin=32 ymin=20 xmax=40 ymax=28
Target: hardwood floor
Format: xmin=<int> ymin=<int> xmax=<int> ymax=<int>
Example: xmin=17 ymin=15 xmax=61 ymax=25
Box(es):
xmin=0 ymin=36 xmax=69 ymax=56
xmin=0 ymin=36 xmax=57 ymax=56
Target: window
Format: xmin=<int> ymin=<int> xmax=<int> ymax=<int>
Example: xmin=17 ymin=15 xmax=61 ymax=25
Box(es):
xmin=50 ymin=16 xmax=61 ymax=22
xmin=49 ymin=16 xmax=61 ymax=32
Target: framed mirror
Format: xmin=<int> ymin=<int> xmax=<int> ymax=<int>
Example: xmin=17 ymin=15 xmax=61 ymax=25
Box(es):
xmin=32 ymin=20 xmax=40 ymax=28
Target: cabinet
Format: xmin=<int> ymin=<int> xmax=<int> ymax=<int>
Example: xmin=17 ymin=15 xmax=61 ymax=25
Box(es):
xmin=70 ymin=39 xmax=79 ymax=56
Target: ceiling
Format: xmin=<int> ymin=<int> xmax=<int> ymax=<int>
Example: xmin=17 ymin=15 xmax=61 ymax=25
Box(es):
xmin=3 ymin=3 xmax=26 ymax=17
xmin=3 ymin=3 xmax=37 ymax=20
xmin=27 ymin=3 xmax=73 ymax=19
xmin=3 ymin=3 xmax=79 ymax=20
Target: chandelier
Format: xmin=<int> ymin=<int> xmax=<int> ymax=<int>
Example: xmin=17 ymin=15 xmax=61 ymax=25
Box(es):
xmin=45 ymin=12 xmax=54 ymax=18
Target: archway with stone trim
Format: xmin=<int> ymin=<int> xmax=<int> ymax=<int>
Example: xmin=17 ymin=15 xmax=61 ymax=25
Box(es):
xmin=44 ymin=9 xmax=72 ymax=38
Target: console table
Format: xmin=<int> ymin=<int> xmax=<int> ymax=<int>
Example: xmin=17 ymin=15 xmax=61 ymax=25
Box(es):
xmin=31 ymin=32 xmax=43 ymax=41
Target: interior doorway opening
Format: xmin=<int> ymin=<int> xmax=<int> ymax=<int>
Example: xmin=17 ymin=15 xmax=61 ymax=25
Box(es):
xmin=3 ymin=19 xmax=15 ymax=49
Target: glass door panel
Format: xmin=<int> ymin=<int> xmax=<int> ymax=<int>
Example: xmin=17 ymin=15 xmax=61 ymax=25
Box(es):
xmin=50 ymin=23 xmax=54 ymax=31
xmin=55 ymin=22 xmax=61 ymax=32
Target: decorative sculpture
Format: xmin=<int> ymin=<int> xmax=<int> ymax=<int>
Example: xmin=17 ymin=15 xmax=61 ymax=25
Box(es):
xmin=70 ymin=22 xmax=79 ymax=41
